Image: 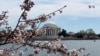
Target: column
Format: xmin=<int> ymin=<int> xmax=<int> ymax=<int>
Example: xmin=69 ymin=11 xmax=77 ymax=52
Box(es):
xmin=56 ymin=28 xmax=58 ymax=35
xmin=48 ymin=29 xmax=50 ymax=36
xmin=50 ymin=29 xmax=52 ymax=36
xmin=52 ymin=29 xmax=54 ymax=36
xmin=46 ymin=28 xmax=48 ymax=36
xmin=47 ymin=29 xmax=49 ymax=36
xmin=53 ymin=29 xmax=55 ymax=36
xmin=49 ymin=29 xmax=51 ymax=36
xmin=52 ymin=28 xmax=55 ymax=36
xmin=50 ymin=29 xmax=51 ymax=36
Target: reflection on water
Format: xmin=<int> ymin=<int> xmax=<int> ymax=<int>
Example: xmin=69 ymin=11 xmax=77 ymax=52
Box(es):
xmin=0 ymin=40 xmax=99 ymax=56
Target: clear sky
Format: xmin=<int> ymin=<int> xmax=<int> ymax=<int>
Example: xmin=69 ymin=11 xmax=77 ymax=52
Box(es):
xmin=0 ymin=0 xmax=100 ymax=33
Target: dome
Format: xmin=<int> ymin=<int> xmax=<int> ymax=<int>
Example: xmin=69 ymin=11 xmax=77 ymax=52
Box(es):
xmin=42 ymin=22 xmax=58 ymax=28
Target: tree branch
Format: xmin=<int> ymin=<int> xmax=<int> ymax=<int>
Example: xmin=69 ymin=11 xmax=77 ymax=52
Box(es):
xmin=4 ymin=10 xmax=25 ymax=43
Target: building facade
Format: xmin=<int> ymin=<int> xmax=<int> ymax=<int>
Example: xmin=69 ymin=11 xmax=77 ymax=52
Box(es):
xmin=37 ymin=22 xmax=61 ymax=39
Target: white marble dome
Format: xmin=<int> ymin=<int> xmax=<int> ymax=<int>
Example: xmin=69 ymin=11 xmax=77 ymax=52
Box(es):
xmin=42 ymin=22 xmax=58 ymax=28
xmin=37 ymin=22 xmax=61 ymax=39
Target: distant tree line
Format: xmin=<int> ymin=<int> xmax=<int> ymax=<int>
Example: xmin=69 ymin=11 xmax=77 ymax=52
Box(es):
xmin=0 ymin=28 xmax=100 ymax=40
xmin=58 ymin=28 xmax=100 ymax=39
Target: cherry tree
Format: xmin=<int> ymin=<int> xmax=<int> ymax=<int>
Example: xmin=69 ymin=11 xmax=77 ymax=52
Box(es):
xmin=0 ymin=0 xmax=86 ymax=56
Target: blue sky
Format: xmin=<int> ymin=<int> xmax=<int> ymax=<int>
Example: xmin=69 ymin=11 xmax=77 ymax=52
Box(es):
xmin=0 ymin=0 xmax=100 ymax=33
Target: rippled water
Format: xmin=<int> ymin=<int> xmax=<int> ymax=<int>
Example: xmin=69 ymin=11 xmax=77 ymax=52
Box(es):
xmin=62 ymin=40 xmax=100 ymax=56
xmin=0 ymin=40 xmax=99 ymax=56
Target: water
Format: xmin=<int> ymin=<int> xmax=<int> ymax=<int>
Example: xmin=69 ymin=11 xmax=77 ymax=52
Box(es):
xmin=40 ymin=40 xmax=100 ymax=56
xmin=0 ymin=40 xmax=100 ymax=56
xmin=62 ymin=40 xmax=100 ymax=56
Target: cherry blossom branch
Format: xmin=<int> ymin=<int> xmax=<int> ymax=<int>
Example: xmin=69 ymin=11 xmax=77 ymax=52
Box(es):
xmin=4 ymin=10 xmax=26 ymax=44
xmin=20 ymin=5 xmax=67 ymax=23
xmin=4 ymin=0 xmax=35 ymax=44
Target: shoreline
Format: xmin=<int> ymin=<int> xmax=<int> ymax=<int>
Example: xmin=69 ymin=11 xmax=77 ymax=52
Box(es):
xmin=33 ymin=38 xmax=100 ymax=41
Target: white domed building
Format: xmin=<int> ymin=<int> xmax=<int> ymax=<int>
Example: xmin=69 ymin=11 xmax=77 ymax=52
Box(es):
xmin=37 ymin=22 xmax=61 ymax=40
